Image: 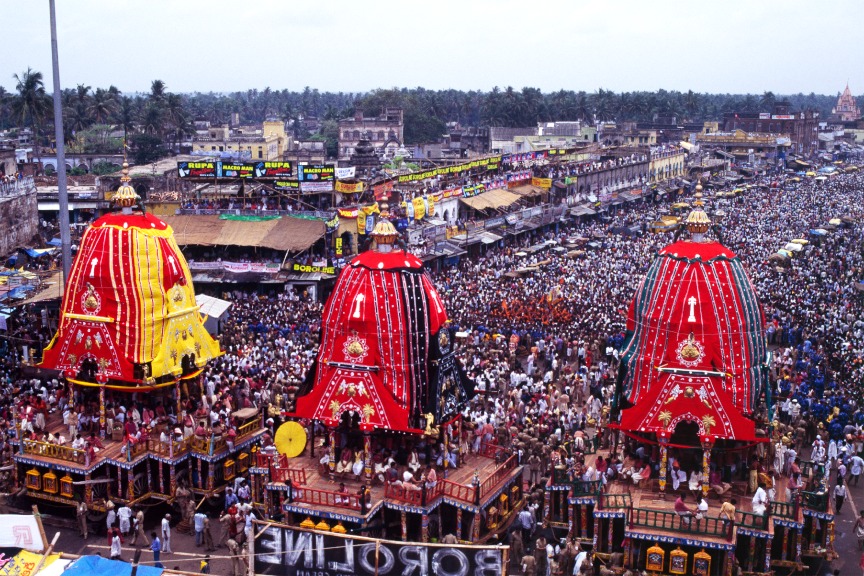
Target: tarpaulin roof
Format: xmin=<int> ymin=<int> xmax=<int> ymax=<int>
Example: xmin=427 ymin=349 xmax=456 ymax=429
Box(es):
xmin=160 ymin=214 xmax=325 ymax=252
xmin=459 ymin=189 xmax=522 ymax=211
xmin=61 ymin=555 xmax=163 ymax=576
xmin=509 ymin=184 xmax=546 ymax=197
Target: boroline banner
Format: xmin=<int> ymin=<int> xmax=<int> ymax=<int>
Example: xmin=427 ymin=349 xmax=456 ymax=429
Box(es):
xmin=254 ymin=524 xmax=505 ymax=576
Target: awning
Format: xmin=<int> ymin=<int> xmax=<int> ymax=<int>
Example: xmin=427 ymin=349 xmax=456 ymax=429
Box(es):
xmin=38 ymin=201 xmax=101 ymax=211
xmin=195 ymin=293 xmax=232 ymax=318
xmin=679 ymin=141 xmax=694 ymax=151
xmin=480 ymin=231 xmax=503 ymax=244
xmin=459 ymin=189 xmax=523 ymax=211
xmin=161 ymin=214 xmax=326 ymax=252
xmin=570 ymin=206 xmax=597 ymax=216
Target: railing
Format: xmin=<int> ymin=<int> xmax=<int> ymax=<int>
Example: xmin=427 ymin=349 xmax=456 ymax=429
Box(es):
xmin=630 ymin=508 xmax=727 ymax=537
xmin=770 ymin=500 xmax=797 ymax=519
xmin=271 ymin=466 xmax=307 ymax=485
xmin=150 ymin=436 xmax=191 ymax=458
xmin=0 ymin=176 xmax=34 ymax=197
xmin=236 ymin=415 xmax=263 ymax=440
xmin=384 ymin=481 xmax=444 ymax=506
xmin=480 ymin=455 xmax=517 ymax=499
xmin=292 ymin=485 xmax=361 ymax=510
xmin=440 ymin=479 xmax=477 ymax=504
xmin=602 ymin=493 xmax=631 ymax=510
xmin=22 ymin=439 xmax=86 ymax=464
xmin=190 ymin=434 xmax=226 ymax=455
xmin=571 ymin=479 xmax=603 ymax=497
xmin=255 ymin=452 xmax=308 ymax=485
xmin=801 ymin=491 xmax=828 ymax=512
xmin=739 ymin=511 xmax=769 ymax=531
xmin=478 ymin=442 xmax=510 ymax=460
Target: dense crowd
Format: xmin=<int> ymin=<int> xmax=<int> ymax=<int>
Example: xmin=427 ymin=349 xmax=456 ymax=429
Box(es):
xmin=0 ymin=162 xmax=863 ymax=573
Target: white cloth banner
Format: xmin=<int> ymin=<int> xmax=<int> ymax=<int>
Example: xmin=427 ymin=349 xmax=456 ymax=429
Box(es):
xmin=0 ymin=515 xmax=44 ymax=551
xmin=188 ymin=261 xmax=280 ymax=274
xmin=335 ymin=166 xmax=356 ymax=179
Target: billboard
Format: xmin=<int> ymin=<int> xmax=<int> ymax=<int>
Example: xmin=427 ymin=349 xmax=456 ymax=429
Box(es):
xmin=178 ymin=161 xmax=293 ymax=179
xmin=274 ymin=181 xmax=301 ymax=191
xmin=298 ymin=164 xmax=336 ymax=182
xmin=254 ymin=524 xmax=504 ymax=576
xmin=256 ymin=161 xmax=293 ymax=178
xmin=218 ymin=162 xmax=255 ymax=179
xmin=177 ymin=161 xmax=217 ymax=179
xmin=335 ymin=181 xmax=365 ymax=193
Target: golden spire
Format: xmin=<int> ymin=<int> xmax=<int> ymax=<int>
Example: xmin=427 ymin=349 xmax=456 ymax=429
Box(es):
xmin=112 ymin=155 xmax=140 ymax=210
xmin=685 ymin=182 xmax=711 ymax=239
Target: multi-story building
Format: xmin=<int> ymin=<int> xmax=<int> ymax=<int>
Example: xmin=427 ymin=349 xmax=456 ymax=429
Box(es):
xmin=191 ymin=120 xmax=287 ymax=161
xmin=648 ymin=145 xmax=687 ymax=184
xmin=337 ymin=108 xmax=404 ymax=160
xmin=722 ymin=102 xmax=818 ymax=155
xmin=696 ymin=129 xmax=791 ymax=163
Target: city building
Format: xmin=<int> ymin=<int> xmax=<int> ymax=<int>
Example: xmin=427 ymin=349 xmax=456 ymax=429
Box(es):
xmin=191 ymin=120 xmax=287 ymax=161
xmin=832 ymin=83 xmax=861 ymax=122
xmin=488 ymin=123 xmax=595 ymax=155
xmin=648 ymin=145 xmax=688 ymax=184
xmin=599 ymin=122 xmax=657 ymax=146
xmin=338 ymin=108 xmax=404 ymax=160
xmin=696 ymin=129 xmax=791 ymax=163
xmin=722 ymin=102 xmax=818 ymax=155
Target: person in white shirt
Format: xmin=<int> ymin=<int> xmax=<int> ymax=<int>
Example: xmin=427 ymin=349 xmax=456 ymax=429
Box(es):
xmin=161 ymin=514 xmax=172 ymax=553
xmin=752 ymin=482 xmax=768 ymax=516
xmin=696 ymin=496 xmax=709 ymax=520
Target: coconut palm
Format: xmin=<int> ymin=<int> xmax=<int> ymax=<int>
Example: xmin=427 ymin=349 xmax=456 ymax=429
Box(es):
xmin=88 ymin=88 xmax=118 ymax=124
xmin=12 ymin=67 xmax=51 ymax=167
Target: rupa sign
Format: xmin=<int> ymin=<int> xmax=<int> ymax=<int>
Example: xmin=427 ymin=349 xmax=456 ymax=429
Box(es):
xmin=255 ymin=525 xmax=505 ymax=576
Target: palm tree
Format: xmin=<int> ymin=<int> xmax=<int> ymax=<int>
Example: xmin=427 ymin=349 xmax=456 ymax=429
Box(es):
xmin=75 ymin=84 xmax=91 ymax=106
xmin=12 ymin=68 xmax=51 ymax=168
xmin=150 ymin=80 xmax=166 ymax=101
xmin=88 ymin=88 xmax=117 ymax=124
xmin=117 ymin=96 xmax=137 ymax=141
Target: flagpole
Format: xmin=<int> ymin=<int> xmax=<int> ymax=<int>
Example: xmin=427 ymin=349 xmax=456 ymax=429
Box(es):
xmin=49 ymin=0 xmax=72 ymax=282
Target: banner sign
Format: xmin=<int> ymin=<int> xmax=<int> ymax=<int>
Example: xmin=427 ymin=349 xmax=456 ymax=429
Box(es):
xmin=219 ymin=162 xmax=255 ymax=178
xmin=292 ymin=263 xmax=335 ymax=275
xmin=256 ymin=161 xmax=293 ymax=178
xmin=335 ymin=180 xmax=365 ymax=193
xmin=298 ymin=164 xmax=336 ymax=182
xmin=188 ymin=261 xmax=280 ymax=274
xmin=274 ymin=180 xmax=300 ymax=191
xmin=178 ymin=161 xmax=217 ymax=179
xmin=0 ymin=515 xmax=44 ymax=551
xmin=300 ymin=181 xmax=334 ymax=193
xmin=335 ymin=166 xmax=356 ymax=179
xmin=373 ymin=180 xmax=395 ymax=201
xmin=396 ymin=156 xmax=502 ymax=183
xmin=337 ymin=208 xmax=358 ymax=219
xmin=531 ymin=177 xmax=553 ymax=189
xmin=255 ymin=525 xmax=504 ymax=576
xmin=179 ymin=161 xmax=293 ymax=179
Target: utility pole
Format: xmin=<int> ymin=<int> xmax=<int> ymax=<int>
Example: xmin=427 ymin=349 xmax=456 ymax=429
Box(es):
xmin=49 ymin=0 xmax=72 ymax=281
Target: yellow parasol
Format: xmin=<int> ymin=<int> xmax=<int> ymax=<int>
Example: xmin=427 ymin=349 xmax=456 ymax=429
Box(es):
xmin=274 ymin=421 xmax=308 ymax=458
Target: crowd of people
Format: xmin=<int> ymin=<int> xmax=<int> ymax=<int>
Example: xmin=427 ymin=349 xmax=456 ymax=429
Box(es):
xmin=0 ymin=158 xmax=863 ymax=573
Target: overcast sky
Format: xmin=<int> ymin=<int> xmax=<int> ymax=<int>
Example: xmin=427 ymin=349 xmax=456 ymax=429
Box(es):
xmin=1 ymin=0 xmax=861 ymax=97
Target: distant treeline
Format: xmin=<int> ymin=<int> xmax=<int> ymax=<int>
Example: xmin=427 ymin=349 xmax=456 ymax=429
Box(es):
xmin=1 ymin=69 xmax=858 ymax=163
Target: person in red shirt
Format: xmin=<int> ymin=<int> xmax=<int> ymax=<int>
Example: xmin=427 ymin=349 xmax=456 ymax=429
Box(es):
xmin=674 ymin=492 xmax=694 ymax=526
